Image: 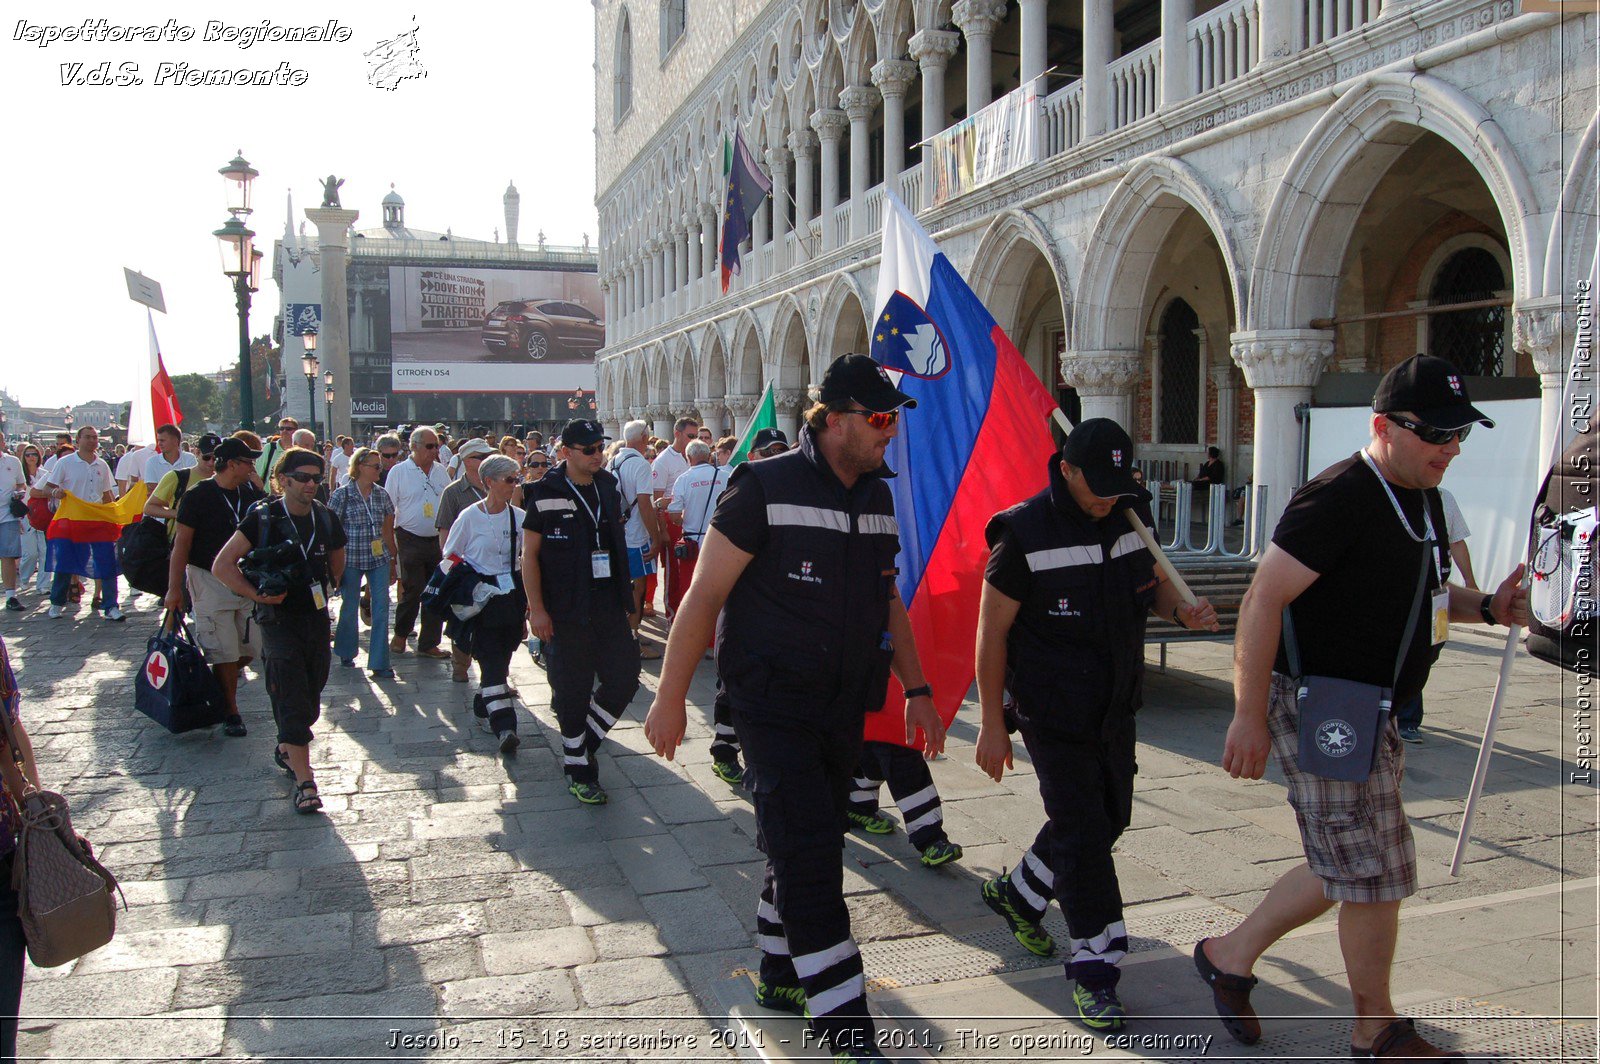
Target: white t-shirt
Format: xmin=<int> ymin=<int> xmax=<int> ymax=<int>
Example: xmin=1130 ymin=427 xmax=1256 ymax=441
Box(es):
xmin=1439 ymin=487 xmax=1471 ymax=544
xmin=440 ymin=500 xmax=526 ymax=577
xmin=115 ymin=444 xmax=154 ymax=484
xmin=651 ymin=445 xmax=690 ymax=497
xmin=668 ymin=463 xmax=729 ymax=541
xmin=0 ymin=454 xmax=24 ymax=525
xmin=385 ymin=457 xmax=453 ymax=537
xmin=438 ymin=442 xmax=454 ymax=465
xmin=142 ymin=449 xmax=198 ymax=487
xmin=330 ymin=448 xmax=353 ymax=480
xmin=609 ymin=449 xmax=654 ymax=549
xmin=43 ymin=452 xmax=114 ymax=503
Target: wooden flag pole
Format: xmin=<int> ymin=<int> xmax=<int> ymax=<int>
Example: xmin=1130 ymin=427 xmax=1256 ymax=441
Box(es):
xmin=1449 ymin=624 xmax=1522 ymax=875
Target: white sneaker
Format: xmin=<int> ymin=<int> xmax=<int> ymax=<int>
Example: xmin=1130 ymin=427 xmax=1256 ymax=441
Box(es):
xmin=103 ymin=605 xmax=125 ymax=622
xmin=47 ymin=605 xmax=63 ymax=619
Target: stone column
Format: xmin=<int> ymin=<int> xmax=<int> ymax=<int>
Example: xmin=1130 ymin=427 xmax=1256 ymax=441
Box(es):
xmin=776 ymin=389 xmax=807 ymax=441
xmin=839 ymin=87 xmax=877 ymax=243
xmin=1018 ymin=0 xmax=1048 ymax=85
xmin=1083 ymin=0 xmax=1113 ymax=138
xmin=725 ymin=393 xmax=758 ymax=435
xmin=1230 ymin=329 xmax=1335 ymax=532
xmin=766 ymin=147 xmax=792 ymax=274
xmin=872 ymin=60 xmax=918 ymax=194
xmin=751 ymin=190 xmax=769 ymax=285
xmin=1210 ymin=361 xmax=1240 ymax=484
xmin=688 ymin=216 xmax=705 ymax=304
xmin=304 ymin=206 xmax=360 ymax=439
xmin=910 ymin=29 xmax=961 ymax=190
xmin=694 ymin=395 xmax=723 ymax=435
xmin=1257 ymin=0 xmax=1300 ymax=65
xmin=698 ymin=202 xmax=719 ymax=303
xmin=674 ymin=224 xmax=691 ymax=318
xmin=1059 ymin=351 xmax=1143 ymax=431
xmin=789 ymin=130 xmax=819 ymax=262
xmin=954 ymin=0 xmax=1007 ymax=113
xmin=1515 ymin=299 xmax=1578 ymax=460
xmin=812 ymin=109 xmax=849 ymax=251
xmin=659 ymin=238 xmax=673 ymax=322
xmin=1161 ymin=0 xmax=1194 ymax=106
xmin=646 ymin=404 xmax=671 ymax=442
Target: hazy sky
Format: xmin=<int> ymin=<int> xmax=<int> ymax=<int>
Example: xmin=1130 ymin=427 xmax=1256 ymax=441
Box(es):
xmin=0 ymin=1 xmax=598 ymax=408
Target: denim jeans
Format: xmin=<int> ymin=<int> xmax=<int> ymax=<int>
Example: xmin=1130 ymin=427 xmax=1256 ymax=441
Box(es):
xmin=334 ymin=563 xmax=390 ymax=671
xmin=51 ymin=569 xmax=115 ymax=609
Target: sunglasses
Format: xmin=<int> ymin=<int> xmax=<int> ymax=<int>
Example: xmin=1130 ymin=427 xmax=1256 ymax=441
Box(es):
xmin=1385 ymin=414 xmax=1471 ymax=446
xmin=284 ymin=471 xmax=324 ymax=485
xmin=526 ymin=461 xmax=549 ymax=469
xmin=498 ymin=476 xmax=520 ymax=485
xmin=840 ymin=408 xmax=899 ymax=430
xmin=572 ymin=443 xmax=605 ymax=456
xmin=380 ymin=452 xmax=400 ymax=460
xmin=419 ymin=442 xmax=439 ymax=450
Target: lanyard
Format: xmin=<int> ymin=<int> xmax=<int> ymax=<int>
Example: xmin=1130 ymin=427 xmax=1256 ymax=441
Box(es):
xmin=566 ymin=479 xmax=604 ymax=550
xmin=356 ymin=484 xmax=382 ymax=531
xmin=1359 ymin=450 xmax=1442 ymax=582
xmin=219 ymin=486 xmax=246 ymax=527
xmin=277 ymin=501 xmax=317 ymax=562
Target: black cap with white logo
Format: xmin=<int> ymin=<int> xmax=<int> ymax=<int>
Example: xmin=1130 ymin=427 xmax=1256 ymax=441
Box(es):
xmin=1372 ymin=354 xmax=1494 ymax=431
xmin=818 ymin=353 xmax=918 ymax=413
xmin=559 ymin=419 xmax=609 ymax=447
xmin=1061 ymin=418 xmax=1148 ymax=501
xmin=750 ymin=428 xmax=789 ymax=453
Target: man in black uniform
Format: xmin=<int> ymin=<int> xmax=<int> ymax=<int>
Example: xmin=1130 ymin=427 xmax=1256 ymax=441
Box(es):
xmin=645 ymin=355 xmax=946 ymax=1062
xmin=213 ymin=447 xmax=347 ymax=815
xmin=522 ymin=419 xmax=641 ymax=806
xmin=974 ymin=418 xmax=1217 ymax=1030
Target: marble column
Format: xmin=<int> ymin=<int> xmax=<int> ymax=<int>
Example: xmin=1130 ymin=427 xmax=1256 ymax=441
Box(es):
xmin=1059 ymin=350 xmax=1143 ymax=431
xmin=766 ymin=147 xmax=792 ymax=274
xmin=648 ymin=404 xmax=673 ymax=442
xmin=1230 ymin=329 xmax=1335 ymax=532
xmin=751 ymin=193 xmax=769 ymax=286
xmin=776 ymin=389 xmax=806 ymax=441
xmin=953 ymin=0 xmax=1007 ymax=113
xmin=693 ymin=395 xmax=723 ymax=436
xmin=811 ymin=109 xmax=848 ymax=251
xmin=1083 ymin=0 xmax=1113 ymax=138
xmin=687 ymin=217 xmax=704 ymax=308
xmin=788 ymin=129 xmax=819 ymax=262
xmin=1258 ymin=0 xmax=1300 ymax=64
xmin=1515 ymin=299 xmax=1580 ymax=460
xmin=1161 ymin=0 xmax=1194 ymax=106
xmin=725 ymin=393 xmax=758 ymax=435
xmin=304 ymin=206 xmax=360 ymax=439
xmin=1018 ymin=0 xmax=1048 ymax=85
xmin=910 ymin=29 xmax=961 ymax=189
xmin=1210 ymin=361 xmax=1240 ymax=485
xmin=872 ymin=59 xmax=918 ymax=197
xmin=698 ymin=202 xmax=719 ymax=303
xmin=675 ymin=224 xmax=691 ymax=318
xmin=839 ymin=86 xmax=877 ymax=243
xmin=659 ymin=238 xmax=673 ymax=323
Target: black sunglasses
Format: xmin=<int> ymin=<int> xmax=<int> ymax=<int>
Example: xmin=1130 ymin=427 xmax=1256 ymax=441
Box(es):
xmin=1385 ymin=414 xmax=1471 ymax=446
xmin=379 ymin=451 xmax=400 ymax=459
xmin=284 ymin=471 xmax=324 ymax=485
xmin=498 ymin=476 xmax=520 ymax=485
xmin=526 ymin=460 xmax=549 ymax=468
xmin=420 ymin=442 xmax=439 ymax=450
xmin=572 ymin=443 xmax=605 ymax=456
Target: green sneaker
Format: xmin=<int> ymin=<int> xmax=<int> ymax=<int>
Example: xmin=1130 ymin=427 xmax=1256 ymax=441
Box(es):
xmin=919 ymin=839 xmax=964 ymax=868
xmin=568 ymin=780 xmax=609 ymax=805
xmin=753 ymin=979 xmax=807 ymax=1016
xmin=711 ymin=759 xmax=745 ymax=786
xmin=846 ymin=809 xmax=895 ymax=835
xmin=1072 ymin=982 xmax=1127 ymax=1031
xmin=981 ymin=872 xmax=1056 ymax=957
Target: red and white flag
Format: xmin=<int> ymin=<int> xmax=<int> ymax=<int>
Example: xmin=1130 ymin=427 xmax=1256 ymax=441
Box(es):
xmin=127 ymin=311 xmax=183 ymax=444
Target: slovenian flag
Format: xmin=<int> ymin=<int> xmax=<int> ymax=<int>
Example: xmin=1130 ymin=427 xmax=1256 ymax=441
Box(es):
xmin=867 ymin=190 xmax=1060 ymax=747
xmin=718 ymin=129 xmax=772 ymax=293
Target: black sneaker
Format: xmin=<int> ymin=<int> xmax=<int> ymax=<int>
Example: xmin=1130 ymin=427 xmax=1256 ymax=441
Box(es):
xmin=497 ymin=730 xmax=520 ymax=755
xmin=753 ymin=979 xmax=807 ymax=1016
xmin=223 ymin=715 xmax=247 ymax=737
xmin=4 ymin=598 xmax=22 ymax=613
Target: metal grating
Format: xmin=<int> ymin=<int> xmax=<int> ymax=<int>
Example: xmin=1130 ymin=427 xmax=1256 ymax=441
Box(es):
xmin=1247 ymin=997 xmax=1597 ymax=1063
xmin=862 ymin=905 xmax=1240 ymax=990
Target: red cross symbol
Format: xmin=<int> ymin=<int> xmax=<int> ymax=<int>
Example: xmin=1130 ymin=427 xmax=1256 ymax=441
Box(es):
xmin=144 ymin=652 xmax=169 ymax=690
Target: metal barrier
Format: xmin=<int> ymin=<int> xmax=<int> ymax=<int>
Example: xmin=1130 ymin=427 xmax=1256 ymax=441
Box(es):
xmin=1146 ymin=482 xmax=1270 ymax=559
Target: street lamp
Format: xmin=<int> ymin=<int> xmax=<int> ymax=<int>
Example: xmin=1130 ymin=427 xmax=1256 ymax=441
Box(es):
xmin=323 ymin=371 xmax=335 ymax=438
xmin=301 ymin=330 xmax=320 ymax=439
xmin=215 ymin=150 xmax=258 ymax=430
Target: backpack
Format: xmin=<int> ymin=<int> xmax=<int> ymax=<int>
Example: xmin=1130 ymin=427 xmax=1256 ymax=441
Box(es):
xmin=608 ymin=450 xmax=647 ymax=522
xmin=117 ymin=469 xmax=195 ymax=597
xmin=1527 ymin=423 xmax=1597 ymax=672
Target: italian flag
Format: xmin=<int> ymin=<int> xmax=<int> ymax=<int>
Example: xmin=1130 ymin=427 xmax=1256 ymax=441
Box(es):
xmin=728 ymin=382 xmax=778 ymax=467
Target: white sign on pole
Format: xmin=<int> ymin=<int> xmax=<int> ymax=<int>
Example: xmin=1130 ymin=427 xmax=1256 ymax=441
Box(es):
xmin=124 ymin=269 xmax=166 ymax=314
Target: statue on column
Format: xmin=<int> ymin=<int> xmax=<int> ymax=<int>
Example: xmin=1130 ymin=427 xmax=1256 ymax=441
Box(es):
xmin=320 ymin=175 xmax=344 ymax=208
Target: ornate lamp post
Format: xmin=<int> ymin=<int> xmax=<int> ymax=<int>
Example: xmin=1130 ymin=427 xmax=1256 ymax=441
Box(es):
xmin=323 ymin=372 xmax=335 ymax=438
xmin=301 ymin=328 xmax=320 ymax=438
xmin=215 ymin=151 xmax=259 ymax=430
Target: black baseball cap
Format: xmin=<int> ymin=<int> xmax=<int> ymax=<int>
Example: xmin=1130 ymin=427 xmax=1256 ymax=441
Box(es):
xmin=1372 ymin=354 xmax=1495 ymax=431
xmin=196 ymin=433 xmax=224 ymax=457
xmin=751 ymin=428 xmax=788 ymax=453
xmin=818 ymin=353 xmax=918 ymax=413
xmin=212 ymin=438 xmax=260 ymax=464
xmin=560 ymin=419 xmax=609 ymax=447
xmin=1061 ymin=418 xmax=1148 ymax=501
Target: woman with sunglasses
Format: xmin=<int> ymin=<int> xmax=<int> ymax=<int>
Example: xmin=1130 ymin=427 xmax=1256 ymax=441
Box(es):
xmin=441 ymin=454 xmax=528 ymax=753
xmin=14 ymin=445 xmax=48 ymax=602
xmin=328 ymin=447 xmax=398 ymax=679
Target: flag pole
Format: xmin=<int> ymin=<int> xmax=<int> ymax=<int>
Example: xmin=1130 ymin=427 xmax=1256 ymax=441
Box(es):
xmin=1449 ymin=623 xmax=1522 ymax=875
xmin=1049 ymin=407 xmax=1199 ymax=605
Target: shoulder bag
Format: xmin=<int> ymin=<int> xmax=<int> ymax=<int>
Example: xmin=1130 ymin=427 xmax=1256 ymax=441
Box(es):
xmin=1282 ymin=542 xmax=1431 ymax=782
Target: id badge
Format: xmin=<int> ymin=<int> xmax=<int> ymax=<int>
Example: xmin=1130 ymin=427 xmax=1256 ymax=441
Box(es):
xmin=371 ymin=538 xmax=385 ymax=558
xmin=311 ymin=582 xmax=327 ymax=610
xmin=422 ymin=502 xmax=435 ymax=518
xmin=591 ymin=551 xmax=611 ymax=579
xmin=1430 ymin=587 xmax=1450 ymax=645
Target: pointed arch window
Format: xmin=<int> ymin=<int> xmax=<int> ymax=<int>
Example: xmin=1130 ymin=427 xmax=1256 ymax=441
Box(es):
xmin=1428 ymin=247 xmax=1506 ymax=377
xmin=615 ymin=8 xmax=634 ymax=123
xmin=1158 ymin=299 xmax=1201 ymax=445
xmin=661 ymin=0 xmax=687 ymax=60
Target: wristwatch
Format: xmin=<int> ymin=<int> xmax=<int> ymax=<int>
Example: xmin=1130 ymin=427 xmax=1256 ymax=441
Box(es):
xmin=903 ymin=684 xmax=933 ymax=700
xmin=1479 ymin=594 xmax=1498 ymax=626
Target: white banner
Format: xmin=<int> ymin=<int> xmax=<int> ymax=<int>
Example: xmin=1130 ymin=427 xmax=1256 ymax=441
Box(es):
xmin=929 ymin=79 xmax=1041 ymax=208
xmin=392 ymin=361 xmax=597 ymax=394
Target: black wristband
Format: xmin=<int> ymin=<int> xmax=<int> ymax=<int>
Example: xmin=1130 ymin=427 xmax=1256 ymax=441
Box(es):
xmin=1479 ymin=594 xmax=1498 ymax=626
xmin=1172 ymin=605 xmax=1184 ymax=626
xmin=903 ymin=684 xmax=932 ymax=700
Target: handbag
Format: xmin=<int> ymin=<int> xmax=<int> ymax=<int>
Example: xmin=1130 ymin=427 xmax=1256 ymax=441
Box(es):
xmin=133 ymin=611 xmax=230 ymax=733
xmin=26 ymin=496 xmax=51 ymax=532
xmin=6 ymin=496 xmax=25 ymax=520
xmin=0 ymin=643 xmax=121 ymax=968
xmin=1283 ymin=543 xmax=1431 ymax=782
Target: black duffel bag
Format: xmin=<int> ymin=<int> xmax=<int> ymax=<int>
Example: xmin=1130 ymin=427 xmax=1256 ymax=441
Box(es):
xmin=117 ymin=518 xmax=171 ymax=597
xmin=133 ymin=612 xmax=228 ymax=733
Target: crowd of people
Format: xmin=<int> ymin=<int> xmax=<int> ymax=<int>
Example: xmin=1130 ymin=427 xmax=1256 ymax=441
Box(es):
xmin=0 ymin=350 xmax=1534 ymax=1062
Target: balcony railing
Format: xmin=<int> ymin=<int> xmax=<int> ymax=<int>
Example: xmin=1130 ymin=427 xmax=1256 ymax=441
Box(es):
xmin=897 ymin=166 xmax=924 ymax=213
xmin=1042 ymin=79 xmax=1084 ymax=158
xmin=1108 ymin=40 xmax=1162 ymax=131
xmin=1190 ymin=0 xmax=1260 ymax=94
xmin=1305 ymin=0 xmax=1382 ymax=47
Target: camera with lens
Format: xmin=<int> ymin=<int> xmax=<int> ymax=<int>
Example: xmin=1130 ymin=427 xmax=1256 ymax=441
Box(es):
xmin=673 ymin=540 xmax=698 ymax=561
xmin=238 ymin=541 xmax=310 ymax=622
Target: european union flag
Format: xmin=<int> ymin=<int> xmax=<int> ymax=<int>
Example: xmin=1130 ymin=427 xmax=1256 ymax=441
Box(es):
xmin=718 ymin=129 xmax=772 ymax=293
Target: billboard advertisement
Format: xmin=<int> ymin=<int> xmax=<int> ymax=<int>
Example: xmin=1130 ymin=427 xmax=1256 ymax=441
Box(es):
xmin=389 ymin=265 xmax=602 ymax=393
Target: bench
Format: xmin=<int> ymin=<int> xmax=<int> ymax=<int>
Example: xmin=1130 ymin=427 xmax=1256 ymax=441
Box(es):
xmin=1144 ymin=556 xmax=1256 ymax=669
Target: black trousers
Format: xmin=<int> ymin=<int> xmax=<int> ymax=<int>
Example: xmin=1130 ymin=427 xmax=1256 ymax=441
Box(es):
xmin=710 ymin=676 xmax=741 ymax=764
xmin=1002 ymin=719 xmax=1136 ymax=988
xmin=738 ymin=708 xmax=874 ymax=1054
xmin=546 ymin=608 xmax=640 ymax=784
xmin=393 ymin=529 xmax=444 ymax=649
xmin=850 ymin=740 xmax=949 ymax=851
xmin=472 ymin=620 xmax=525 ymax=735
xmin=0 ymin=862 xmax=21 ymax=1064
xmin=260 ymin=609 xmax=331 ymax=746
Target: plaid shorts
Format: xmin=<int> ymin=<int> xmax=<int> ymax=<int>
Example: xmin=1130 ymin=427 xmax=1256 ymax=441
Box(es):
xmin=1268 ymin=672 xmax=1417 ymax=903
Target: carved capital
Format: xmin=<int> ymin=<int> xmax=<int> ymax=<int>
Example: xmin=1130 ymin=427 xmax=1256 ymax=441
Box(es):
xmin=725 ymin=393 xmax=759 ymax=416
xmin=810 ymin=108 xmax=850 ymax=143
xmin=764 ymin=146 xmax=792 ymax=176
xmin=693 ymin=396 xmax=721 ymax=415
xmin=787 ymin=128 xmax=820 ymax=160
xmin=908 ymin=29 xmax=961 ymax=70
xmin=871 ymin=59 xmax=918 ymax=99
xmin=644 ymin=404 xmax=669 ymax=421
xmin=670 ymin=225 xmax=688 ymax=240
xmin=838 ymin=86 xmax=878 ymax=123
xmin=1514 ymin=300 xmax=1571 ymax=377
xmin=953 ymin=0 xmax=1009 ymax=38
xmin=775 ymin=390 xmax=807 ymax=414
xmin=698 ymin=201 xmax=719 ymax=225
xmin=1059 ymin=351 xmax=1143 ymax=395
xmin=1229 ymin=330 xmax=1335 ymax=390
xmin=1209 ymin=360 xmax=1239 ymax=391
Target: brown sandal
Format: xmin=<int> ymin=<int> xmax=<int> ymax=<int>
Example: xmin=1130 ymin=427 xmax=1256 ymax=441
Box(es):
xmin=1352 ymin=1018 xmax=1464 ymax=1059
xmin=1194 ymin=938 xmax=1260 ymax=1045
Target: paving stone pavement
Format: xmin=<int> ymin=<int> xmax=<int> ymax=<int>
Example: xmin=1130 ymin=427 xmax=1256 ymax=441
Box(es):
xmin=0 ymin=594 xmax=1591 ymax=1062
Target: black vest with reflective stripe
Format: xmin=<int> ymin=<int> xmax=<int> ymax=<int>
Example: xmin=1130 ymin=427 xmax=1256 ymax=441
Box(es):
xmin=986 ymin=460 xmax=1159 ymax=736
xmin=719 ymin=428 xmax=901 ymax=720
xmin=525 ymin=463 xmax=634 ymax=624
